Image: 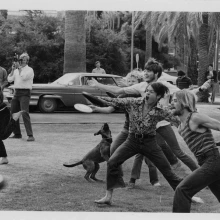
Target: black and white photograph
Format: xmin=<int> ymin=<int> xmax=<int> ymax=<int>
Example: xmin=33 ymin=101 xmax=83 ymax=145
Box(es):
xmin=1 ymin=0 xmax=220 ymax=219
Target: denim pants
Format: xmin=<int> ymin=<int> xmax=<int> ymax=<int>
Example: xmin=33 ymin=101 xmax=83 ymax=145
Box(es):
xmin=173 ymin=150 xmax=220 ymax=213
xmin=0 ymin=118 xmax=16 ymax=157
xmin=130 ymin=154 xmax=158 ymax=185
xmin=110 ymin=128 xmax=158 ymax=184
xmin=10 ymin=89 xmax=33 ymax=136
xmin=157 ymin=125 xmax=199 ymax=171
xmin=107 ymin=134 xmax=182 ymax=190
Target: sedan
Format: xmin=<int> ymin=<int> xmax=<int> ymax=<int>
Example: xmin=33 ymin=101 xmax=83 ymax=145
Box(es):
xmin=6 ymin=73 xmax=123 ymax=113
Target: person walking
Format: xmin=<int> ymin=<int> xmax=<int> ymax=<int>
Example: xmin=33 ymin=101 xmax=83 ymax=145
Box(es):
xmin=7 ymin=53 xmax=35 ymax=141
xmin=92 ymin=61 xmax=106 ymax=74
xmin=171 ymin=90 xmax=220 ymax=212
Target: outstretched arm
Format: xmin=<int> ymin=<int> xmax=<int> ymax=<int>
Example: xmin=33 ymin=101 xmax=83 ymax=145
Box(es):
xmin=192 ymin=113 xmax=220 ymax=131
xmin=88 ymin=78 xmax=126 ymax=95
xmin=89 ymin=105 xmax=115 ymax=113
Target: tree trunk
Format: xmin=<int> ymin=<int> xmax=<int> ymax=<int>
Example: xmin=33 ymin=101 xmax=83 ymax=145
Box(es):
xmin=187 ymin=36 xmax=198 ymax=84
xmin=197 ymin=12 xmax=210 ymax=102
xmin=145 ymin=12 xmax=152 ymax=63
xmin=64 ymin=10 xmax=86 ymax=74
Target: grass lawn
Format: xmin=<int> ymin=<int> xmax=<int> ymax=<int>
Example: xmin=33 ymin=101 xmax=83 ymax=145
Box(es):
xmin=0 ymin=123 xmax=220 ymax=214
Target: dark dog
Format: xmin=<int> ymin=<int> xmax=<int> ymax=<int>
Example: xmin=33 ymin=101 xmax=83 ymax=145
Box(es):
xmin=63 ymin=123 xmax=112 ymax=182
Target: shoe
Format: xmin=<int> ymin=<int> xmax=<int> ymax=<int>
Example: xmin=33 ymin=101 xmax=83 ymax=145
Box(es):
xmin=126 ymin=182 xmax=135 ymax=189
xmin=192 ymin=196 xmax=204 ymax=204
xmin=0 ymin=158 xmax=8 ymax=165
xmin=153 ymin=182 xmax=161 ymax=187
xmin=10 ymin=134 xmax=22 ymax=139
xmin=171 ymin=161 xmax=182 ymax=170
xmin=27 ymin=136 xmax=35 ymax=142
xmin=94 ymin=198 xmax=112 ymax=205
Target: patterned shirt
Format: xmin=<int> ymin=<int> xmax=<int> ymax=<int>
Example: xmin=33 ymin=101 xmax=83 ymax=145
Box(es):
xmin=101 ymin=96 xmax=180 ymax=136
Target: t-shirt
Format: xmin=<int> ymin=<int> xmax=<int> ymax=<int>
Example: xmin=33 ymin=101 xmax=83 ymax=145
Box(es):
xmin=122 ymin=79 xmax=180 ymax=128
xmin=92 ymin=68 xmax=106 ymax=74
xmin=176 ymin=76 xmax=192 ymax=89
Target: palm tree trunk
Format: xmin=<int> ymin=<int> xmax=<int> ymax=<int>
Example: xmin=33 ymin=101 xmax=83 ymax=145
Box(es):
xmin=64 ymin=10 xmax=86 ymax=74
xmin=187 ymin=36 xmax=198 ymax=84
xmin=197 ymin=12 xmax=209 ymax=102
xmin=145 ymin=12 xmax=152 ymax=63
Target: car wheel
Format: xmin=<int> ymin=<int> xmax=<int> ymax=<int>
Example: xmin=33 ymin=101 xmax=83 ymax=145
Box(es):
xmin=39 ymin=98 xmax=57 ymax=113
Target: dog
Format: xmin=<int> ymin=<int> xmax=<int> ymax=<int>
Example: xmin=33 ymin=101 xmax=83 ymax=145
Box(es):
xmin=63 ymin=123 xmax=112 ymax=182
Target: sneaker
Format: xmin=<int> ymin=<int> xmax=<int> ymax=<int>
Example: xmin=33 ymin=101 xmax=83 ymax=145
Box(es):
xmin=192 ymin=196 xmax=204 ymax=204
xmin=10 ymin=134 xmax=22 ymax=139
xmin=153 ymin=182 xmax=161 ymax=187
xmin=0 ymin=158 xmax=8 ymax=165
xmin=171 ymin=161 xmax=182 ymax=170
xmin=27 ymin=136 xmax=35 ymax=142
xmin=126 ymin=182 xmax=135 ymax=189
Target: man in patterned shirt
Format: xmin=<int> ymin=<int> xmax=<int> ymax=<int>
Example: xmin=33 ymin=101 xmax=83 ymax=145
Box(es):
xmin=94 ymin=82 xmax=184 ymax=205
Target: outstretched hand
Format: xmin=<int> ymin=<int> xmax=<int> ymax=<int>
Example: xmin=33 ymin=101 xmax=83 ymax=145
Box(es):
xmin=88 ymin=105 xmax=99 ymax=112
xmin=117 ymin=78 xmax=128 ymax=87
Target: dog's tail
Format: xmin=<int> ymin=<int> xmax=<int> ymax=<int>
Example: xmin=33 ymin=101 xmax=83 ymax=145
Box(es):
xmin=63 ymin=161 xmax=83 ymax=168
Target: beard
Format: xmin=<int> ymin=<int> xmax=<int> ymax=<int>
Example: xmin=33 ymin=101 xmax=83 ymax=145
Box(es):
xmin=172 ymin=108 xmax=183 ymax=116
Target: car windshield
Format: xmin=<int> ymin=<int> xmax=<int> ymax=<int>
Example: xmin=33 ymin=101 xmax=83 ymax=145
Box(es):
xmin=52 ymin=74 xmax=80 ymax=85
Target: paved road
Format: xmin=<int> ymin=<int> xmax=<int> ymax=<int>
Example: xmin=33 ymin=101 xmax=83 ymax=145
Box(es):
xmin=20 ymin=100 xmax=220 ymax=124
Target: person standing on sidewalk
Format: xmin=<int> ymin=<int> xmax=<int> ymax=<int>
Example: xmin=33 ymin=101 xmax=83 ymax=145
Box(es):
xmin=171 ymin=90 xmax=220 ymax=213
xmin=7 ymin=53 xmax=35 ymax=141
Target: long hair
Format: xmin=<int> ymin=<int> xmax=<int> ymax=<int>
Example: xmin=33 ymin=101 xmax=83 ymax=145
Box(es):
xmin=174 ymin=89 xmax=197 ymax=112
xmin=150 ymin=82 xmax=169 ymax=99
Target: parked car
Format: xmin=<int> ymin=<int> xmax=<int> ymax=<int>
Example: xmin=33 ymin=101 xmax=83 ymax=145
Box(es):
xmin=160 ymin=72 xmax=177 ymax=85
xmin=6 ymin=73 xmax=124 ymax=113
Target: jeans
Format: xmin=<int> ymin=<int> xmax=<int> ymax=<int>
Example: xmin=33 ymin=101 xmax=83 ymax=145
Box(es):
xmin=130 ymin=132 xmax=178 ymax=185
xmin=0 ymin=118 xmax=16 ymax=157
xmin=173 ymin=149 xmax=220 ymax=212
xmin=157 ymin=125 xmax=199 ymax=171
xmin=107 ymin=134 xmax=182 ymax=190
xmin=11 ymin=89 xmax=33 ymax=137
xmin=110 ymin=128 xmax=158 ymax=184
xmin=130 ymin=154 xmax=158 ymax=185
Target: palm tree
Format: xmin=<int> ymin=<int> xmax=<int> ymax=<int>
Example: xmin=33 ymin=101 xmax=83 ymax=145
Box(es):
xmin=64 ymin=10 xmax=86 ymax=74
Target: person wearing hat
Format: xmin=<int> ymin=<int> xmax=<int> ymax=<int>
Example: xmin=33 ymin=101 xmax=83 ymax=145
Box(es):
xmin=92 ymin=61 xmax=106 ymax=74
xmin=7 ymin=53 xmax=35 ymax=141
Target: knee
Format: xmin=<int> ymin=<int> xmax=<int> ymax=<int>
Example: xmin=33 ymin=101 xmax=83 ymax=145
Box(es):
xmin=107 ymin=158 xmax=117 ymax=168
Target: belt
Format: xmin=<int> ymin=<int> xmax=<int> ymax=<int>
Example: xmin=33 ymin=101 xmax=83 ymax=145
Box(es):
xmin=197 ymin=148 xmax=219 ymax=161
xmin=130 ymin=133 xmax=155 ymax=140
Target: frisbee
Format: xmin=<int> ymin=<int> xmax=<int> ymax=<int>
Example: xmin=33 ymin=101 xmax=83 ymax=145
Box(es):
xmin=82 ymin=92 xmax=107 ymax=107
xmin=74 ymin=104 xmax=93 ymax=113
xmin=106 ymin=92 xmax=117 ymax=98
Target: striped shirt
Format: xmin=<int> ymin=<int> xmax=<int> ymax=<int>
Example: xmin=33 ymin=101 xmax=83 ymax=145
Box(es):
xmin=178 ymin=112 xmax=217 ymax=157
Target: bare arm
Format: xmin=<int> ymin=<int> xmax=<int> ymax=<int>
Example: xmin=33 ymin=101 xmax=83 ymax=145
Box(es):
xmin=89 ymin=105 xmax=115 ymax=113
xmin=88 ymin=78 xmax=126 ymax=95
xmin=192 ymin=113 xmax=220 ymax=131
